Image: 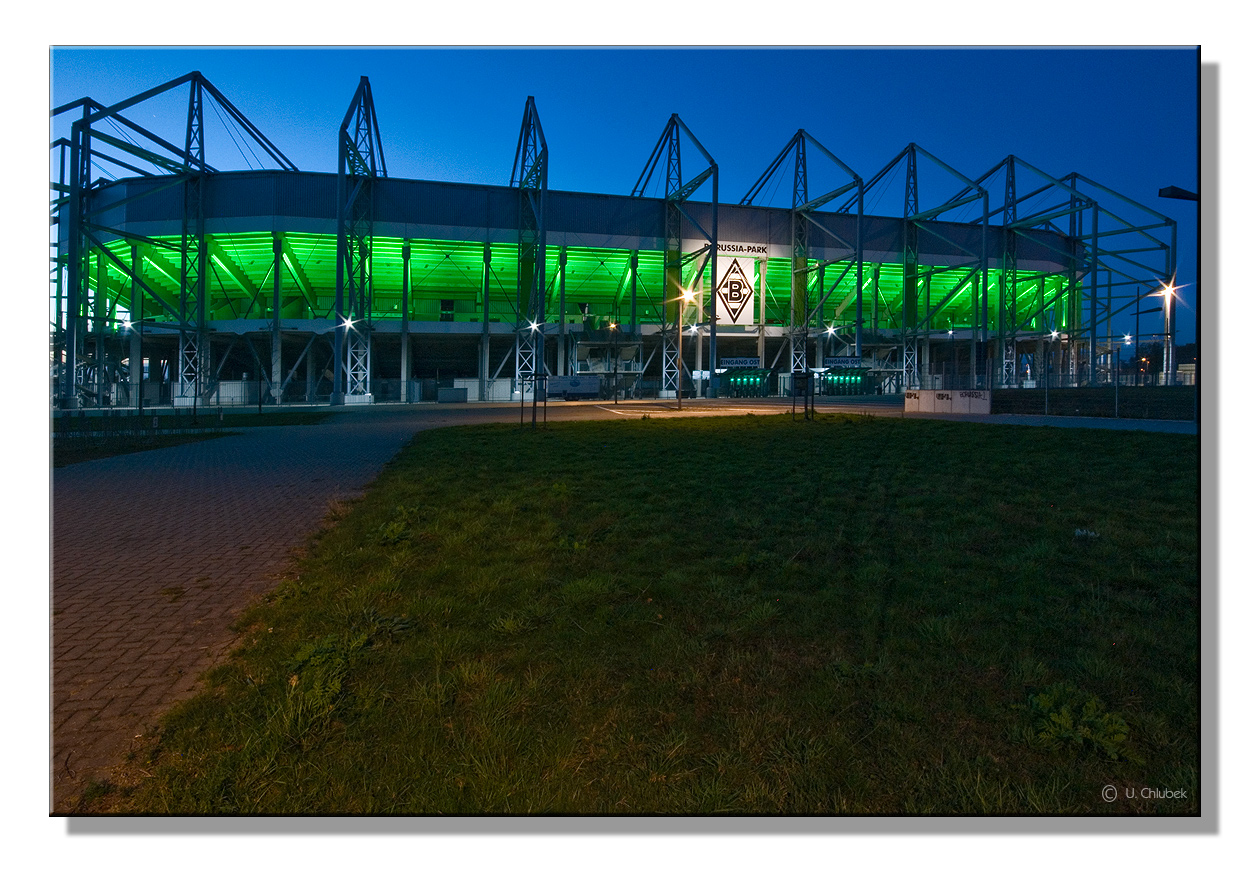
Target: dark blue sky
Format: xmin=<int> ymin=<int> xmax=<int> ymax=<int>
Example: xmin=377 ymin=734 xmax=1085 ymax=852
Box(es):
xmin=50 ymin=46 xmax=1199 ymax=343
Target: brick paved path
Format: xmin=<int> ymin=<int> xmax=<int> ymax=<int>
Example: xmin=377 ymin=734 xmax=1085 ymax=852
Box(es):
xmin=49 ymin=407 xmax=458 ymax=811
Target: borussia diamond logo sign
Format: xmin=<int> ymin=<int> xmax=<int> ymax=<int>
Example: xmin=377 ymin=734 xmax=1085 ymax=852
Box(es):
xmin=715 ymin=258 xmax=755 ymax=325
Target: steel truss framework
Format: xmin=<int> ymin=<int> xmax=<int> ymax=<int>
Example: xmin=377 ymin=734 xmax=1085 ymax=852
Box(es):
xmin=333 ymin=76 xmax=387 ymax=404
xmin=632 ymin=114 xmax=719 ymax=398
xmin=937 ymin=154 xmax=1177 ymax=389
xmin=52 ymin=75 xmax=1179 ymax=409
xmin=511 ymin=96 xmax=548 ymax=394
xmin=742 ymin=130 xmax=864 ymax=377
xmin=51 ymin=71 xmax=297 ymax=410
xmin=849 ymin=143 xmax=992 ymax=389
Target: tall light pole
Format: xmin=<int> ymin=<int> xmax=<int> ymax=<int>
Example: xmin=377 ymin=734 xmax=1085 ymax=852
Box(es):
xmin=677 ymin=289 xmax=693 ymax=410
xmin=690 ymin=324 xmax=701 ymax=398
xmin=1159 ymin=184 xmax=1196 ymax=419
xmin=1160 ymin=282 xmax=1175 ymax=387
xmin=609 ymin=321 xmax=618 ymax=405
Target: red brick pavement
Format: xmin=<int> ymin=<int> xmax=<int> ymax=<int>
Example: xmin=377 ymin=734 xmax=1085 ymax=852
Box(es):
xmin=49 ymin=407 xmax=447 ymax=812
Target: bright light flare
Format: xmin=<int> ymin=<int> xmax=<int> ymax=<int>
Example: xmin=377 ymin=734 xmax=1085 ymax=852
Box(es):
xmin=1157 ymin=280 xmax=1193 ymax=312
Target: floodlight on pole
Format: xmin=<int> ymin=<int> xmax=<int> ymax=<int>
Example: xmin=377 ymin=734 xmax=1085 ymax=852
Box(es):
xmin=1159 ymin=281 xmax=1176 ymax=386
xmin=677 ymin=290 xmax=694 ymax=411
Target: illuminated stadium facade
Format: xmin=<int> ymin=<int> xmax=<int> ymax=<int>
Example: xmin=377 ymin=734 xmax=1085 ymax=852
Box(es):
xmin=51 ymin=72 xmax=1179 ymax=408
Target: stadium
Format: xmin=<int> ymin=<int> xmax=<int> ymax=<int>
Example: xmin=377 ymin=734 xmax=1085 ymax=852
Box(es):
xmin=50 ymin=72 xmax=1179 ymax=409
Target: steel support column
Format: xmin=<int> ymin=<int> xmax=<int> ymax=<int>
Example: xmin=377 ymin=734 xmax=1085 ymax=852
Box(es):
xmin=661 ymin=122 xmax=682 ymax=396
xmin=129 ymin=245 xmax=142 ymax=407
xmin=633 ymin=114 xmax=718 ymax=400
xmin=559 ymin=246 xmax=569 ymax=376
xmin=333 ymin=76 xmax=387 ymax=405
xmin=402 ymin=240 xmax=411 ymax=401
xmin=902 ymin=148 xmax=920 ymax=388
xmin=511 ymin=96 xmax=549 ymax=398
xmin=481 ymin=243 xmax=491 ymax=396
xmin=271 ymin=235 xmax=282 ymax=404
xmin=178 ymin=78 xmax=207 ymax=407
xmin=62 ymin=109 xmax=92 ymax=407
xmin=999 ymin=158 xmax=1019 ymax=387
xmin=1088 ymin=206 xmax=1099 ymax=385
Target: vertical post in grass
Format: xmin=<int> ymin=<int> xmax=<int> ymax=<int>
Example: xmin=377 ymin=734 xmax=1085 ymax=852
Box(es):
xmin=1115 ymin=344 xmax=1120 ymax=418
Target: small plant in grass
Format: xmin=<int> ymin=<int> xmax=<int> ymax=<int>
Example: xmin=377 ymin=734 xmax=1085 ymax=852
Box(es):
xmin=490 ymin=612 xmax=531 ymax=635
xmin=1017 ymin=682 xmax=1140 ymax=762
xmin=79 ymin=778 xmax=117 ymax=805
xmin=372 ymin=505 xmax=422 ymax=546
xmin=735 ymin=600 xmax=778 ymax=630
xmin=284 ymin=632 xmax=371 ymax=731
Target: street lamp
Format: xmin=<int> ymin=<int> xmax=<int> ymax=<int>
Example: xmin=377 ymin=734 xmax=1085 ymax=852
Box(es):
xmin=947 ymin=327 xmax=954 ymax=390
xmin=677 ymin=289 xmax=694 ymax=411
xmin=688 ymin=324 xmax=701 ymax=398
xmin=609 ymin=321 xmax=619 ymax=405
xmin=1159 ymin=282 xmax=1176 ymax=387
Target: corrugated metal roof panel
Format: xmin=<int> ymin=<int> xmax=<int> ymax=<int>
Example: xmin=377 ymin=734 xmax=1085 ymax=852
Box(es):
xmin=376 ymin=178 xmax=497 ymax=229
xmin=271 ymin=172 xmax=336 ymax=219
xmin=83 ymin=170 xmax=1077 ymax=274
xmin=547 ymin=191 xmax=663 ymax=239
xmin=116 ymin=177 xmax=183 ymax=224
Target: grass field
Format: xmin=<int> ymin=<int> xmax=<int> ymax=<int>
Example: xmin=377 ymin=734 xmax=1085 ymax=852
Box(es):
xmin=79 ymin=413 xmax=1199 ymax=815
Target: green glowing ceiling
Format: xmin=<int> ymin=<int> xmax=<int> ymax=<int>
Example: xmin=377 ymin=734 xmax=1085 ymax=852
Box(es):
xmin=91 ymin=232 xmax=1077 ymax=334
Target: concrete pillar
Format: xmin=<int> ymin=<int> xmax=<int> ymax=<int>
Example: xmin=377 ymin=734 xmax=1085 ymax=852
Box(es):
xmin=757 ymin=258 xmax=766 ymax=367
xmin=129 ymin=246 xmax=142 ymax=408
xmin=480 ymin=243 xmax=491 ymax=400
xmin=96 ymin=253 xmax=111 ymax=407
xmin=401 ymin=240 xmax=411 ymax=401
xmin=271 ymin=235 xmax=283 ymax=404
xmin=306 ymin=341 xmax=315 ymax=403
xmin=558 ymin=247 xmax=569 ymax=376
xmin=629 ymin=249 xmax=638 ymax=337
